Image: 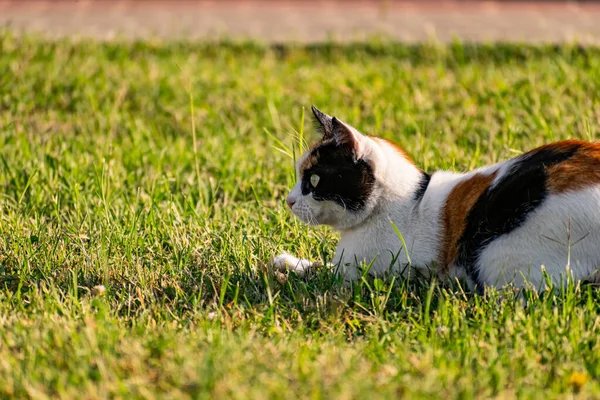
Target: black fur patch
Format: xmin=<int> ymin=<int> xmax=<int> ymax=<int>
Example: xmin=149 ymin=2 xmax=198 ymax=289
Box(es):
xmin=458 ymin=144 xmax=580 ymax=291
xmin=414 ymin=172 xmax=431 ymax=201
xmin=301 ymin=140 xmax=376 ymax=211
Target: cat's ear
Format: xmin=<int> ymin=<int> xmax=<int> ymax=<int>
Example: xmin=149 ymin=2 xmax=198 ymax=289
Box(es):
xmin=331 ymin=117 xmax=361 ymax=152
xmin=312 ymin=106 xmax=363 ymax=153
xmin=311 ymin=105 xmax=334 ymax=139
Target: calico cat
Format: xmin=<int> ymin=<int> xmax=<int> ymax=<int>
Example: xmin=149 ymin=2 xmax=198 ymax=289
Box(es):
xmin=271 ymin=106 xmax=600 ymax=291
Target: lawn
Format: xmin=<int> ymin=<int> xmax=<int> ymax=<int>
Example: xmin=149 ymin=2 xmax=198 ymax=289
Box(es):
xmin=1 ymin=33 xmax=600 ymax=399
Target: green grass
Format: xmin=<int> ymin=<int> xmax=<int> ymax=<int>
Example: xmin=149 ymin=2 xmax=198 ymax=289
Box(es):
xmin=1 ymin=33 xmax=600 ymax=399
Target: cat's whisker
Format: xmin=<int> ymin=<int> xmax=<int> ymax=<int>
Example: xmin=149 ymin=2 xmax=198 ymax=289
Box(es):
xmin=307 ymin=208 xmax=318 ymax=225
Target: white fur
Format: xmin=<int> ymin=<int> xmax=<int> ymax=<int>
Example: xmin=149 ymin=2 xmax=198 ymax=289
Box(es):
xmin=476 ymin=186 xmax=600 ymax=289
xmin=273 ymin=119 xmax=600 ymax=289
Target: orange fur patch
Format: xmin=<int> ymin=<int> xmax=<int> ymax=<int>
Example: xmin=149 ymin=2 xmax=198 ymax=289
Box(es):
xmin=299 ymin=152 xmax=319 ymax=175
xmin=439 ymin=172 xmax=497 ymax=270
xmin=545 ymin=140 xmax=600 ymax=193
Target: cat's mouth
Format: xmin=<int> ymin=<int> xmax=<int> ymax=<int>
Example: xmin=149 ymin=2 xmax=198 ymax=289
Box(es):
xmin=291 ymin=204 xmax=320 ymax=225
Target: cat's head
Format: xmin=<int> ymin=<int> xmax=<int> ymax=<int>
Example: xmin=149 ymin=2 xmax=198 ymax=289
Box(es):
xmin=286 ymin=106 xmax=387 ymax=230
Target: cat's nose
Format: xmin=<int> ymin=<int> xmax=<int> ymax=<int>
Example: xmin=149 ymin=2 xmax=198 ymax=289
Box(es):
xmin=286 ymin=197 xmax=296 ymax=208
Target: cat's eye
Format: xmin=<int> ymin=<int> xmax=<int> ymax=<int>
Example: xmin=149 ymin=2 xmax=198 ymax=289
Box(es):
xmin=310 ymin=174 xmax=320 ymax=188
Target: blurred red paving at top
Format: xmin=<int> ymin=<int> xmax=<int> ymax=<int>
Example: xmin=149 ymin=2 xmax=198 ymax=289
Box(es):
xmin=1 ymin=1 xmax=600 ymax=43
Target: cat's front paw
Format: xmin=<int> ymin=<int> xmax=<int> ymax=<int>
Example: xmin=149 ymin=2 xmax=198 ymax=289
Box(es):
xmin=269 ymin=253 xmax=313 ymax=276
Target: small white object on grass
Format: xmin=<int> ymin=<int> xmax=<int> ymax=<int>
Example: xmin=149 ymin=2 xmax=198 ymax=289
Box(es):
xmin=269 ymin=253 xmax=313 ymax=276
xmin=91 ymin=285 xmax=106 ymax=296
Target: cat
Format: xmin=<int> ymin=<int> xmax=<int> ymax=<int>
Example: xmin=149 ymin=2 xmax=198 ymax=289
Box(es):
xmin=270 ymin=105 xmax=600 ymax=291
